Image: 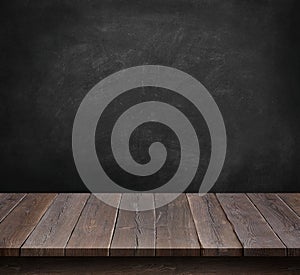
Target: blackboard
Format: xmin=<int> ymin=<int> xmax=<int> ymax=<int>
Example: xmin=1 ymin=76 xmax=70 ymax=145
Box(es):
xmin=0 ymin=0 xmax=299 ymax=192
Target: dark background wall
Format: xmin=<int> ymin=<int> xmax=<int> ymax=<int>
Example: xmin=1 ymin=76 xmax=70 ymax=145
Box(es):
xmin=0 ymin=0 xmax=299 ymax=192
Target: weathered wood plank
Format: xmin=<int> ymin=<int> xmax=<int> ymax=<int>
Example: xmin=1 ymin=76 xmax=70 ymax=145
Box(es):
xmin=217 ymin=193 xmax=286 ymax=256
xmin=21 ymin=193 xmax=89 ymax=256
xmin=66 ymin=194 xmax=121 ymax=256
xmin=0 ymin=193 xmax=26 ymax=223
xmin=0 ymin=193 xmax=298 ymax=257
xmin=155 ymin=194 xmax=200 ymax=256
xmin=248 ymin=193 xmax=300 ymax=256
xmin=187 ymin=193 xmax=242 ymax=256
xmin=110 ymin=194 xmax=155 ymax=256
xmin=278 ymin=193 xmax=300 ymax=217
xmin=0 ymin=194 xmax=57 ymax=256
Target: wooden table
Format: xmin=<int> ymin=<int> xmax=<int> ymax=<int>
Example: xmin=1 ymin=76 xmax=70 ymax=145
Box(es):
xmin=0 ymin=193 xmax=299 ymax=257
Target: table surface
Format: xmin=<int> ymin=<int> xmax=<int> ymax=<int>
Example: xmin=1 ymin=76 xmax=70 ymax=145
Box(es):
xmin=0 ymin=193 xmax=299 ymax=257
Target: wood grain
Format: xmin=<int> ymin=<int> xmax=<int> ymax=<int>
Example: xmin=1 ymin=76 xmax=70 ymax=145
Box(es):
xmin=66 ymin=194 xmax=121 ymax=256
xmin=217 ymin=193 xmax=286 ymax=256
xmin=1 ymin=257 xmax=300 ymax=274
xmin=0 ymin=194 xmax=57 ymax=256
xmin=21 ymin=193 xmax=89 ymax=256
xmin=187 ymin=193 xmax=242 ymax=256
xmin=0 ymin=193 xmax=299 ymax=257
xmin=278 ymin=193 xmax=300 ymax=217
xmin=110 ymin=194 xmax=155 ymax=256
xmin=248 ymin=193 xmax=300 ymax=256
xmin=0 ymin=193 xmax=26 ymax=223
xmin=155 ymin=194 xmax=200 ymax=256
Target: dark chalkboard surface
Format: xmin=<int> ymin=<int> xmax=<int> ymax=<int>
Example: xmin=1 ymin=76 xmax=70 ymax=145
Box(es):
xmin=0 ymin=0 xmax=299 ymax=192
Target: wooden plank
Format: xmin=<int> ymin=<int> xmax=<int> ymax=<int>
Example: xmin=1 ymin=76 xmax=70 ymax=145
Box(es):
xmin=110 ymin=194 xmax=155 ymax=256
xmin=1 ymin=257 xmax=300 ymax=274
xmin=0 ymin=194 xmax=57 ymax=256
xmin=21 ymin=193 xmax=89 ymax=256
xmin=155 ymin=194 xmax=200 ymax=256
xmin=0 ymin=193 xmax=26 ymax=223
xmin=187 ymin=193 xmax=242 ymax=256
xmin=278 ymin=193 xmax=300 ymax=217
xmin=66 ymin=194 xmax=121 ymax=256
xmin=217 ymin=194 xmax=286 ymax=256
xmin=248 ymin=193 xmax=300 ymax=256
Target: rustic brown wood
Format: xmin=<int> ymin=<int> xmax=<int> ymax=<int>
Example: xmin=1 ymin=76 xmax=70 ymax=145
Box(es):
xmin=21 ymin=193 xmax=89 ymax=256
xmin=0 ymin=194 xmax=57 ymax=256
xmin=248 ymin=193 xmax=300 ymax=256
xmin=278 ymin=193 xmax=300 ymax=217
xmin=0 ymin=193 xmax=299 ymax=257
xmin=0 ymin=193 xmax=26 ymax=223
xmin=110 ymin=194 xmax=155 ymax=256
xmin=155 ymin=194 xmax=200 ymax=256
xmin=187 ymin=193 xmax=242 ymax=256
xmin=217 ymin=193 xmax=286 ymax=256
xmin=1 ymin=257 xmax=300 ymax=274
xmin=66 ymin=194 xmax=121 ymax=256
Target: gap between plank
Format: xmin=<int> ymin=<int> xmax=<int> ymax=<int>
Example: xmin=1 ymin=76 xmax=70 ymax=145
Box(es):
xmin=185 ymin=194 xmax=203 ymax=253
xmin=215 ymin=194 xmax=244 ymax=256
xmin=276 ymin=194 xmax=300 ymax=218
xmin=19 ymin=193 xmax=59 ymax=256
xmin=245 ymin=194 xmax=288 ymax=255
xmin=108 ymin=194 xmax=122 ymax=256
xmin=64 ymin=193 xmax=91 ymax=256
xmin=0 ymin=193 xmax=27 ymax=223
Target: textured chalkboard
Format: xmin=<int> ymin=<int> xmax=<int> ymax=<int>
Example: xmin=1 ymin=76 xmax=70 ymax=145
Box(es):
xmin=0 ymin=0 xmax=299 ymax=192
